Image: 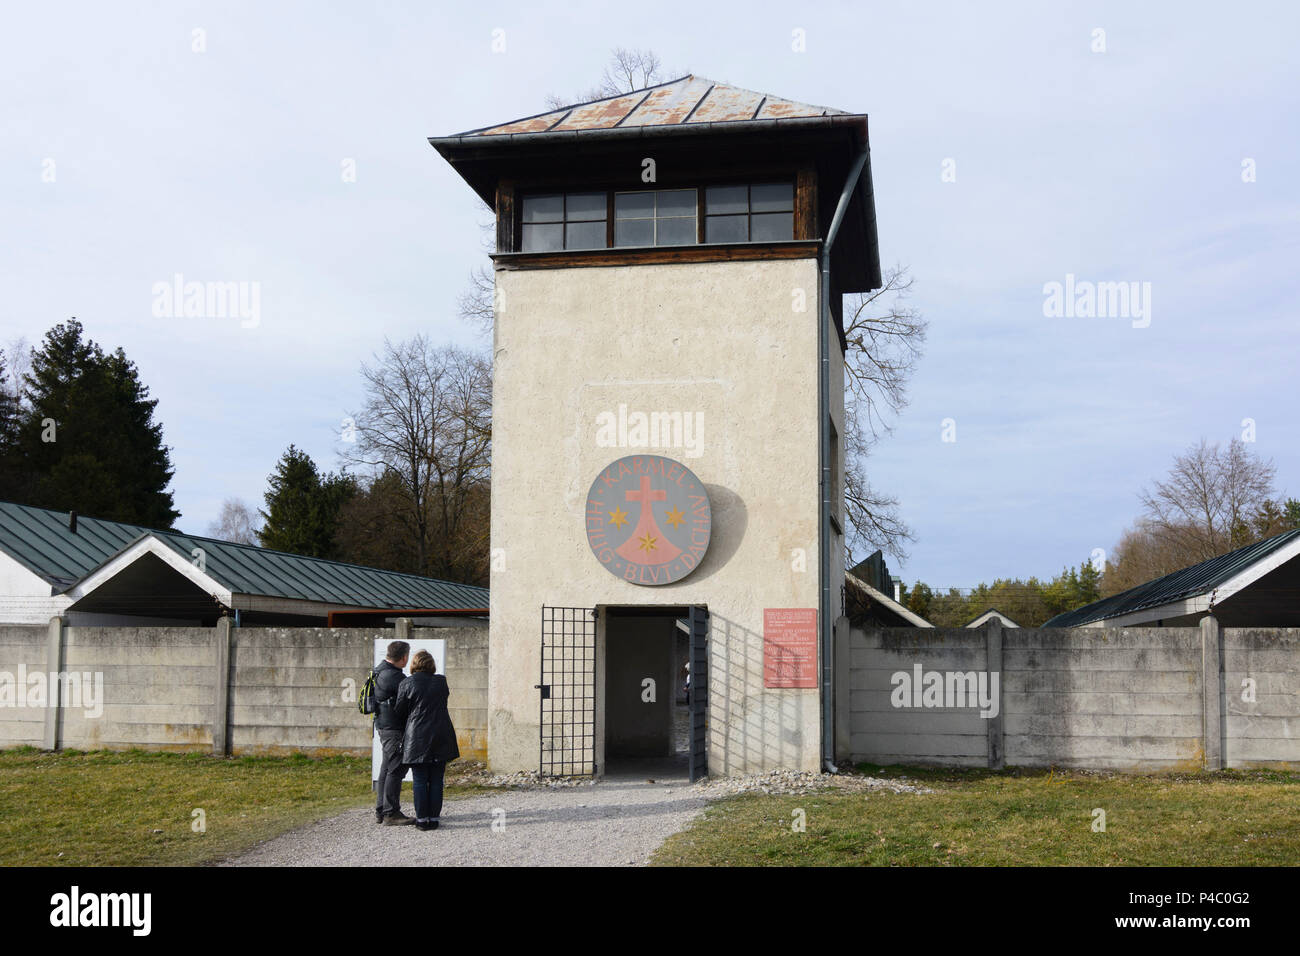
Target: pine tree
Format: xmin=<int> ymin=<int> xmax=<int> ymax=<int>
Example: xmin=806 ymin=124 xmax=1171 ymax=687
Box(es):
xmin=17 ymin=319 xmax=178 ymax=527
xmin=1075 ymin=558 xmax=1103 ymax=605
xmin=258 ymin=445 xmax=356 ymax=558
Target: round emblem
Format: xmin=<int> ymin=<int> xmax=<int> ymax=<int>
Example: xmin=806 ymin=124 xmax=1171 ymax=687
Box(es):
xmin=585 ymin=455 xmax=712 ymax=585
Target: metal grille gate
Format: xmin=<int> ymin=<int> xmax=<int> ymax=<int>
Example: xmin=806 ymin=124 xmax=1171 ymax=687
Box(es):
xmin=685 ymin=605 xmax=709 ymax=782
xmin=538 ymin=606 xmax=597 ymax=776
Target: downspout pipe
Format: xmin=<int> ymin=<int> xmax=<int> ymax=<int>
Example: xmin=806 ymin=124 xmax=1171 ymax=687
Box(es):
xmin=819 ymin=147 xmax=870 ymax=772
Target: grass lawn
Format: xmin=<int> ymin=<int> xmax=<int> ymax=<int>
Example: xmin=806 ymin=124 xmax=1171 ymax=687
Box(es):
xmin=651 ymin=764 xmax=1300 ymax=866
xmin=0 ymin=747 xmax=490 ymax=866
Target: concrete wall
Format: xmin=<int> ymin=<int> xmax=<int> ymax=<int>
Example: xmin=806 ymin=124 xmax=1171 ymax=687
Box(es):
xmin=491 ymin=258 xmax=831 ymax=774
xmin=1223 ymin=627 xmax=1300 ymax=768
xmin=0 ymin=625 xmax=48 ymax=746
xmin=444 ymin=624 xmax=489 ymax=761
xmin=841 ymin=620 xmax=1300 ymax=771
xmin=844 ymin=627 xmax=992 ymax=767
xmin=0 ymin=620 xmax=489 ymax=760
xmin=228 ymin=627 xmax=368 ymax=755
xmin=64 ymin=626 xmax=215 ymax=751
xmin=1002 ymin=627 xmax=1202 ymax=769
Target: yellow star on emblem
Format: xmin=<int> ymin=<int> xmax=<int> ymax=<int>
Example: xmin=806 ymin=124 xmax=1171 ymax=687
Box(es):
xmin=663 ymin=506 xmax=685 ymax=528
xmin=638 ymin=533 xmax=658 ymax=552
xmin=608 ymin=506 xmax=629 ymax=528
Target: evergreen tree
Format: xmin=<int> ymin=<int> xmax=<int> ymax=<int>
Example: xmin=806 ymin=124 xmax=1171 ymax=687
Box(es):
xmin=1286 ymin=498 xmax=1300 ymax=531
xmin=904 ymin=581 xmax=934 ymax=621
xmin=258 ymin=445 xmax=356 ymax=558
xmin=1075 ymin=558 xmax=1103 ymax=606
xmin=17 ymin=319 xmax=178 ymax=527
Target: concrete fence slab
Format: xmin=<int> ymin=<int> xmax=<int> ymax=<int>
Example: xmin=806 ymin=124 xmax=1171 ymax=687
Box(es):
xmin=0 ymin=621 xmax=489 ymax=758
xmin=841 ymin=621 xmax=1300 ymax=771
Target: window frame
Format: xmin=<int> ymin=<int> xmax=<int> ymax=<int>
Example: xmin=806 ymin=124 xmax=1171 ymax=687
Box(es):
xmin=612 ymin=187 xmax=700 ymax=248
xmin=703 ymin=181 xmax=796 ymax=244
xmin=519 ymin=190 xmax=610 ymax=253
xmin=511 ymin=174 xmax=802 ymax=253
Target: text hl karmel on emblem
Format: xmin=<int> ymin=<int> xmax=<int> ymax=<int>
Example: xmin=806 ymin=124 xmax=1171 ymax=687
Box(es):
xmin=585 ymin=455 xmax=712 ymax=585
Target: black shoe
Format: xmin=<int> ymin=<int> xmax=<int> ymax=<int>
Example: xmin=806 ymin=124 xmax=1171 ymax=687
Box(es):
xmin=383 ymin=812 xmax=416 ymax=826
xmin=416 ymin=820 xmax=439 ymax=831
xmin=375 ymin=809 xmax=385 ymax=824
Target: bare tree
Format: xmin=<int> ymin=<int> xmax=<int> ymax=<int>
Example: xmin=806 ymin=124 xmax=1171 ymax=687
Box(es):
xmin=342 ymin=338 xmax=491 ymax=583
xmin=463 ymin=50 xmax=671 ymax=332
xmin=456 ymin=207 xmax=498 ymax=336
xmin=841 ymin=266 xmax=929 ymax=559
xmin=1138 ymin=437 xmax=1277 ymax=563
xmin=207 ymin=497 xmax=260 ymax=545
xmin=543 ymin=48 xmax=664 ymax=110
xmin=1 ymin=337 xmax=30 ymax=403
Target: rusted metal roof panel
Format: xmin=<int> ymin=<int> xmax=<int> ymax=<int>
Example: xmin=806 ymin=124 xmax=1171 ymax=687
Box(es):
xmin=457 ymin=75 xmax=850 ymax=138
xmin=686 ymin=84 xmax=766 ymax=123
xmin=478 ymin=109 xmax=570 ymax=136
xmin=551 ymin=90 xmax=648 ymax=130
xmin=757 ymin=96 xmax=838 ymax=119
xmin=621 ymin=75 xmax=715 ymax=127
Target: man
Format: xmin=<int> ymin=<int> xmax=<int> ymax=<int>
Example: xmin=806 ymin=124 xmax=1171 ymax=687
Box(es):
xmin=373 ymin=640 xmax=415 ymax=825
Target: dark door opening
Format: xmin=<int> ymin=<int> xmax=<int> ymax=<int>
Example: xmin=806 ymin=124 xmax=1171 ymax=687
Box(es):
xmin=601 ymin=605 xmax=707 ymax=781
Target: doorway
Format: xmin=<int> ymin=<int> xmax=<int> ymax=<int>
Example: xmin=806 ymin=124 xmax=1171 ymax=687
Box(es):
xmin=598 ymin=605 xmax=707 ymax=781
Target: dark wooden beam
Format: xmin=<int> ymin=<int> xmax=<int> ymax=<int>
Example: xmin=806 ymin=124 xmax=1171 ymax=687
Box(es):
xmin=495 ymin=179 xmax=515 ymax=253
xmin=491 ymin=240 xmax=820 ymax=271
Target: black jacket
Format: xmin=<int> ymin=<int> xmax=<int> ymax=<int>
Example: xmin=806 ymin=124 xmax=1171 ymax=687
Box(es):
xmin=372 ymin=660 xmax=407 ymax=733
xmin=392 ymin=672 xmax=460 ymax=764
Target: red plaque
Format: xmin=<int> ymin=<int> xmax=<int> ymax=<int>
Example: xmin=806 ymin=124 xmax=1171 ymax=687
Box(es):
xmin=763 ymin=608 xmax=818 ymax=688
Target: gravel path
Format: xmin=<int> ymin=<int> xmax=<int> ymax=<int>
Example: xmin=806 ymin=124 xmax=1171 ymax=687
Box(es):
xmin=225 ymin=769 xmax=712 ymax=867
xmin=224 ymin=764 xmax=930 ymax=867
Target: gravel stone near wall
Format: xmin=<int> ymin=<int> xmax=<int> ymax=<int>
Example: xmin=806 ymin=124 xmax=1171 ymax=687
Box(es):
xmin=689 ymin=769 xmax=934 ymax=796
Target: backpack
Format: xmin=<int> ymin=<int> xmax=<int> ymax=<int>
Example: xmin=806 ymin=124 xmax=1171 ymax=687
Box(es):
xmin=358 ymin=668 xmax=379 ymax=716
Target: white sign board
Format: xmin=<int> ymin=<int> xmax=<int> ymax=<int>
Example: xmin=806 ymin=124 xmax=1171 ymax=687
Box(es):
xmin=370 ymin=637 xmax=446 ymax=783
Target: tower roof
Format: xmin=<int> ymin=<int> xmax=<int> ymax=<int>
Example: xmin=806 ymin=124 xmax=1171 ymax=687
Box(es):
xmin=429 ymin=73 xmax=881 ymax=296
xmin=449 ymin=74 xmax=852 ymax=139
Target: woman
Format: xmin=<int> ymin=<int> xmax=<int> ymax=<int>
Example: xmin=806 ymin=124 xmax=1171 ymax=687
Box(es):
xmin=391 ymin=650 xmax=460 ymax=831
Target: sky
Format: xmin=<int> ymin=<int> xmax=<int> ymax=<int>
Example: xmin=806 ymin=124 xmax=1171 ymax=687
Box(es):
xmin=2 ymin=0 xmax=1297 ymax=589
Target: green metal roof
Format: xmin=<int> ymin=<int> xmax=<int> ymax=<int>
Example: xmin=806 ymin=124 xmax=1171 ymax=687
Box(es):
xmin=1042 ymin=529 xmax=1300 ymax=627
xmin=0 ymin=500 xmax=488 ymax=611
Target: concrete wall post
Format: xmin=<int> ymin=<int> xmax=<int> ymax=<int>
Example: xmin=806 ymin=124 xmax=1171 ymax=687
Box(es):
xmin=212 ymin=616 xmax=232 ymax=756
xmin=1201 ymin=615 xmax=1223 ymax=770
xmin=985 ymin=620 xmax=1004 ymax=769
xmin=833 ymin=615 xmax=851 ymax=765
xmin=43 ymin=616 xmax=64 ymax=751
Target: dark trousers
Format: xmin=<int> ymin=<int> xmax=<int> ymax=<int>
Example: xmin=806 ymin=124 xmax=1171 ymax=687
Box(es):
xmin=376 ymin=729 xmax=406 ymax=816
xmin=410 ymin=761 xmax=446 ymax=822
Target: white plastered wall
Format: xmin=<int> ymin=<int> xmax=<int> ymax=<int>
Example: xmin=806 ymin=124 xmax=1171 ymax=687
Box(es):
xmin=489 ymin=257 xmax=828 ymax=774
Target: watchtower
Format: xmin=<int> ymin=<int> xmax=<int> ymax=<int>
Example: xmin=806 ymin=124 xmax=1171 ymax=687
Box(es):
xmin=431 ymin=75 xmax=880 ymax=776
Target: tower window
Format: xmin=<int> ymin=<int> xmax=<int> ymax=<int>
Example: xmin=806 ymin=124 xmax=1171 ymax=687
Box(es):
xmin=613 ymin=189 xmax=698 ymax=247
xmin=704 ymin=182 xmax=794 ymax=243
xmin=521 ymin=191 xmax=607 ymax=251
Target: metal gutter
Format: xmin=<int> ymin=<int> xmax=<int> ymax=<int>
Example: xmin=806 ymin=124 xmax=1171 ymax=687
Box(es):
xmin=429 ymin=114 xmax=868 ymax=153
xmin=820 ymin=146 xmax=870 ymax=772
